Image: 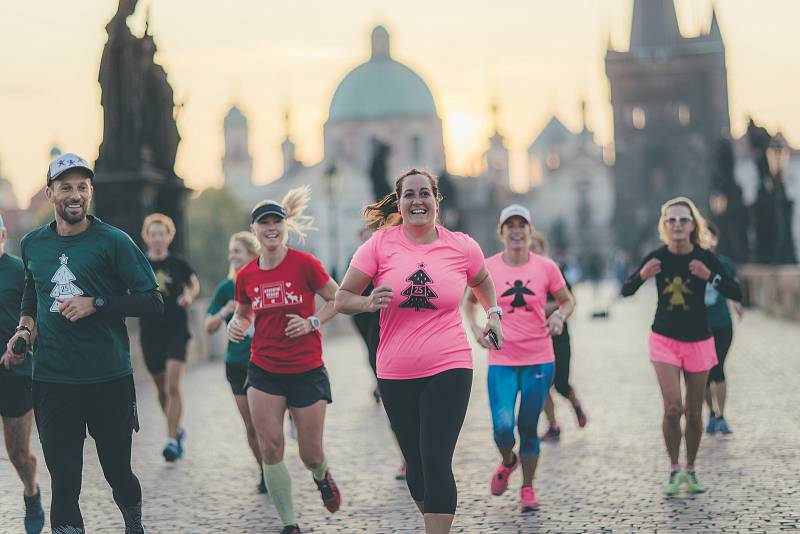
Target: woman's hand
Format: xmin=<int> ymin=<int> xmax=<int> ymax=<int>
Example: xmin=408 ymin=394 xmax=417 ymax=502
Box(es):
xmin=546 ymin=313 xmax=565 ymax=337
xmin=639 ymin=258 xmax=662 ymax=280
xmin=227 ymin=316 xmax=250 ymax=343
xmin=483 ymin=314 xmax=503 ymax=349
xmin=367 ymin=285 xmax=393 ymax=312
xmin=285 ymin=314 xmax=312 ymax=338
xmin=470 ymin=324 xmax=491 ymax=349
xmin=688 ymin=259 xmax=711 ymax=281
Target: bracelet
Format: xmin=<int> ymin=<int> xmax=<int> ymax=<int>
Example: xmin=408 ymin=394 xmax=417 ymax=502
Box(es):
xmin=15 ymin=325 xmax=32 ymax=336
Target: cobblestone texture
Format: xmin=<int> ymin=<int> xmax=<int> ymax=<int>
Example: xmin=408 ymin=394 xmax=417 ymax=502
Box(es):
xmin=2 ymin=285 xmax=799 ymax=533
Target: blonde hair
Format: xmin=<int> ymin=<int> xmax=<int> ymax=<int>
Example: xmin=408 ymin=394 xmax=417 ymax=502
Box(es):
xmin=530 ymin=231 xmax=549 ymax=255
xmin=251 ymin=185 xmax=316 ymax=243
xmin=228 ymin=231 xmax=260 ymax=278
xmin=363 ymin=169 xmax=441 ymax=228
xmin=658 ymin=196 xmax=710 ymax=249
xmin=141 ymin=213 xmax=176 ymax=242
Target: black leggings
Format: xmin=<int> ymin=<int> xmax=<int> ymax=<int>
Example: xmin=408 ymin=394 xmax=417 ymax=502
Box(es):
xmin=33 ymin=375 xmax=142 ymax=531
xmin=708 ymin=326 xmax=733 ymax=383
xmin=352 ymin=311 xmax=380 ymax=377
xmin=552 ymin=336 xmax=573 ymax=398
xmin=378 ymin=368 xmax=472 ymax=514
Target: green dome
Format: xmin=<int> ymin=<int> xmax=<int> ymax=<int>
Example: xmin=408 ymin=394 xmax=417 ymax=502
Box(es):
xmin=327 ymin=26 xmax=438 ymax=123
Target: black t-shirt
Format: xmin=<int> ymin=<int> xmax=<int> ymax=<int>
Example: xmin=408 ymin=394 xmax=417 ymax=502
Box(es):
xmin=141 ymin=255 xmax=195 ymax=335
xmin=622 ymin=245 xmax=742 ymax=341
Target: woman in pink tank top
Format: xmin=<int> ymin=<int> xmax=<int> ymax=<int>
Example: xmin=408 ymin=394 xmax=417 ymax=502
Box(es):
xmin=335 ymin=169 xmax=503 ymax=534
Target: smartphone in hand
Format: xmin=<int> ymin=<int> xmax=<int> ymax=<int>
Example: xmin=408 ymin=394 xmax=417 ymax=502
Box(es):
xmin=487 ymin=330 xmax=500 ymax=350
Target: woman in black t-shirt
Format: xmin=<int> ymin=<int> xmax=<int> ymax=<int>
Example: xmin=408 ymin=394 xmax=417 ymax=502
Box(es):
xmin=140 ymin=213 xmax=200 ymax=463
xmin=622 ymin=197 xmax=741 ymax=496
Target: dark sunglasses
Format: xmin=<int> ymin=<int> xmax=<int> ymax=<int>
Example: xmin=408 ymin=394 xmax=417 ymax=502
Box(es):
xmin=666 ymin=216 xmax=693 ymax=225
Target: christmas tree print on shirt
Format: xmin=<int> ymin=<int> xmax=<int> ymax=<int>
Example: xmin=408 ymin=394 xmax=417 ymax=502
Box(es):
xmin=50 ymin=253 xmax=84 ymax=312
xmin=399 ymin=263 xmax=438 ymax=311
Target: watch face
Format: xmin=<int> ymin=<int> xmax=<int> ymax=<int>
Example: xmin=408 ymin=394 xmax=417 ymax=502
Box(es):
xmin=96 ymin=297 xmax=105 ymax=307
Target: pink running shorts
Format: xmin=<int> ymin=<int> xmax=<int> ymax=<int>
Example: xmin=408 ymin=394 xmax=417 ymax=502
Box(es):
xmin=648 ymin=332 xmax=718 ymax=373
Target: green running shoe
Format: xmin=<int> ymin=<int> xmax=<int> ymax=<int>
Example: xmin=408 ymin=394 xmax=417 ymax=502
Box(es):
xmin=661 ymin=468 xmax=683 ymax=496
xmin=684 ymin=470 xmax=706 ymax=494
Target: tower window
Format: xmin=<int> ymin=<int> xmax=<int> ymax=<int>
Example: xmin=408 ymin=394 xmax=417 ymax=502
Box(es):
xmin=678 ymin=104 xmax=691 ymax=126
xmin=632 ymin=107 xmax=646 ymax=130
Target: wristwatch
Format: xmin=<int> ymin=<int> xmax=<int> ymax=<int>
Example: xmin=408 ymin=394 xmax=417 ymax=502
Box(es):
xmin=554 ymin=309 xmax=566 ymax=321
xmin=486 ymin=306 xmax=504 ymax=320
xmin=15 ymin=325 xmax=31 ymax=336
xmin=93 ymin=296 xmax=106 ymax=311
xmin=308 ymin=316 xmax=321 ymax=331
xmin=710 ymin=273 xmax=722 ymax=289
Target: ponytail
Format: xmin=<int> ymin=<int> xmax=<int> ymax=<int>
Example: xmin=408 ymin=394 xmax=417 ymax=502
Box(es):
xmin=281 ymin=186 xmax=316 ymax=243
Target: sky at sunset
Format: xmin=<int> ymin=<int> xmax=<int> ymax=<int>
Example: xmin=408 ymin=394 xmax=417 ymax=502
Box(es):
xmin=1 ymin=0 xmax=798 ymax=206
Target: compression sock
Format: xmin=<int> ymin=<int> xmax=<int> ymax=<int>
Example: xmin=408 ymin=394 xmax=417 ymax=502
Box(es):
xmin=307 ymin=456 xmax=329 ymax=482
xmin=263 ymin=462 xmax=296 ymax=526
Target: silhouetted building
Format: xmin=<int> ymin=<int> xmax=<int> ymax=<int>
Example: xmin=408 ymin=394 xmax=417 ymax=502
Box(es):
xmin=606 ymin=0 xmax=729 ymax=255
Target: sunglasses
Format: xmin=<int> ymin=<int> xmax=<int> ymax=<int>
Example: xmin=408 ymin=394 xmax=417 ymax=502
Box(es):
xmin=666 ymin=216 xmax=693 ymax=225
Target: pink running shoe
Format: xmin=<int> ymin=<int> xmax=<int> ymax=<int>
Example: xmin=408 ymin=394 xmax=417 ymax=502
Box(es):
xmin=490 ymin=455 xmax=518 ymax=496
xmin=519 ymin=486 xmax=540 ymax=512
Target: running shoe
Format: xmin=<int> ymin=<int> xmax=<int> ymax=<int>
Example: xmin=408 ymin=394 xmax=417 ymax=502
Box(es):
xmin=280 ymin=525 xmax=301 ymax=534
xmin=395 ymin=462 xmax=407 ymax=480
xmin=574 ymin=404 xmax=588 ymax=428
xmin=176 ymin=427 xmax=186 ymax=455
xmin=162 ymin=440 xmax=180 ymax=462
xmin=519 ymin=486 xmax=540 ymax=512
xmin=23 ymin=486 xmax=45 ymax=534
xmin=258 ymin=472 xmax=268 ymax=494
xmin=314 ymin=469 xmax=342 ymax=513
xmin=541 ymin=425 xmax=561 ymax=442
xmin=661 ymin=468 xmax=683 ymax=496
xmin=683 ymin=470 xmax=706 ymax=494
xmin=490 ymin=454 xmax=518 ymax=496
xmin=705 ymin=416 xmax=718 ymax=435
xmin=716 ymin=417 xmax=733 ymax=436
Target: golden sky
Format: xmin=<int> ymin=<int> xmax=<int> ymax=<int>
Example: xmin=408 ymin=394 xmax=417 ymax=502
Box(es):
xmin=1 ymin=0 xmax=798 ymax=206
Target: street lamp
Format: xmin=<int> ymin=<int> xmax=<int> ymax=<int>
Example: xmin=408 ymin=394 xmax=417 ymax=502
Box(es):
xmin=323 ymin=163 xmax=339 ymax=280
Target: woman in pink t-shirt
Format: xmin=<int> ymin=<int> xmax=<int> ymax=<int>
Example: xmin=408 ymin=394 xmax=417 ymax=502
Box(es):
xmin=463 ymin=205 xmax=575 ymax=513
xmin=335 ymin=169 xmax=503 ymax=534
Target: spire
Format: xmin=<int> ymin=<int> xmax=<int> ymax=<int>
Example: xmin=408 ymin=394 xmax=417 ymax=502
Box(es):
xmin=281 ymin=108 xmax=298 ymax=175
xmin=580 ymin=99 xmax=588 ymax=132
xmin=708 ymin=4 xmax=722 ymax=42
xmin=629 ymin=0 xmax=681 ymax=50
xmin=371 ymin=25 xmax=390 ymax=60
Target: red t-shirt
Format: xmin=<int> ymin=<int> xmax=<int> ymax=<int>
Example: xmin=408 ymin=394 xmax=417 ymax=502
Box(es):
xmin=234 ymin=249 xmax=331 ymax=374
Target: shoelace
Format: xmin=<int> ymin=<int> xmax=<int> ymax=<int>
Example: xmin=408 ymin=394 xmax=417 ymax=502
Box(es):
xmin=316 ymin=478 xmax=334 ymax=499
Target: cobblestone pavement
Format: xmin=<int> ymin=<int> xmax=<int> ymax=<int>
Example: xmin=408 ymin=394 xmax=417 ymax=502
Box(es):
xmin=2 ymin=285 xmax=799 ymax=533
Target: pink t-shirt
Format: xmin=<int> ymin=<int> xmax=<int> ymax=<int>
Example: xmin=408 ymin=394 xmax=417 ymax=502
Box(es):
xmin=350 ymin=225 xmax=485 ymax=379
xmin=485 ymin=252 xmax=566 ymax=366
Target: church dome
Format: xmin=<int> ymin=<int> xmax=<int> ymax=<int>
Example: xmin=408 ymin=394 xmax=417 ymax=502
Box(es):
xmin=224 ymin=105 xmax=247 ymax=126
xmin=327 ymin=26 xmax=438 ymax=123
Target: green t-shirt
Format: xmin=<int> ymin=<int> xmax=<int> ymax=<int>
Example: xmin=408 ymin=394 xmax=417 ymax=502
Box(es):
xmin=0 ymin=253 xmax=33 ymax=377
xmin=704 ymin=254 xmax=735 ymax=329
xmin=207 ymin=278 xmax=252 ymax=367
xmin=21 ymin=216 xmax=158 ymax=384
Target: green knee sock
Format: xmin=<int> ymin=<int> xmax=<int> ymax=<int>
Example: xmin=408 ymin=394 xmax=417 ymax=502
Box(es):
xmin=262 ymin=462 xmax=296 ymax=526
xmin=308 ymin=456 xmax=329 ymax=481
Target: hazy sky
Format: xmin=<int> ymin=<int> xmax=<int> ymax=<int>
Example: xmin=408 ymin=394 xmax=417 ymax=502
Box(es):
xmin=2 ymin=0 xmax=798 ymax=205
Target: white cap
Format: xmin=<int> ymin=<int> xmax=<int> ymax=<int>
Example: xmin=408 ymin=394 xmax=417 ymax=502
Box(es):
xmin=47 ymin=153 xmax=94 ymax=185
xmin=498 ymin=204 xmax=532 ymax=225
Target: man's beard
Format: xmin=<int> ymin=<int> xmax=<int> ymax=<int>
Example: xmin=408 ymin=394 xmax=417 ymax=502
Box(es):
xmin=57 ymin=201 xmax=89 ymax=224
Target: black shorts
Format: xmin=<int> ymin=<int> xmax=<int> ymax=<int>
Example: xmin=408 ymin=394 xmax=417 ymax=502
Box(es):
xmin=226 ymin=363 xmax=248 ymax=396
xmin=141 ymin=329 xmax=190 ymax=375
xmin=0 ymin=374 xmax=33 ymax=418
xmin=246 ymin=363 xmax=332 ymax=408
xmin=32 ymin=374 xmax=140 ymax=444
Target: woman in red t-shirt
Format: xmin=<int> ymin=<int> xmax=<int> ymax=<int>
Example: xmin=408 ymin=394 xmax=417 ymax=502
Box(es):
xmin=228 ymin=186 xmax=340 ymax=534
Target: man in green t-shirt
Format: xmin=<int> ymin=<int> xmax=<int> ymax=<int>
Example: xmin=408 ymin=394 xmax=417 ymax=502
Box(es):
xmin=0 ymin=213 xmax=46 ymax=534
xmin=4 ymin=154 xmax=164 ymax=534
